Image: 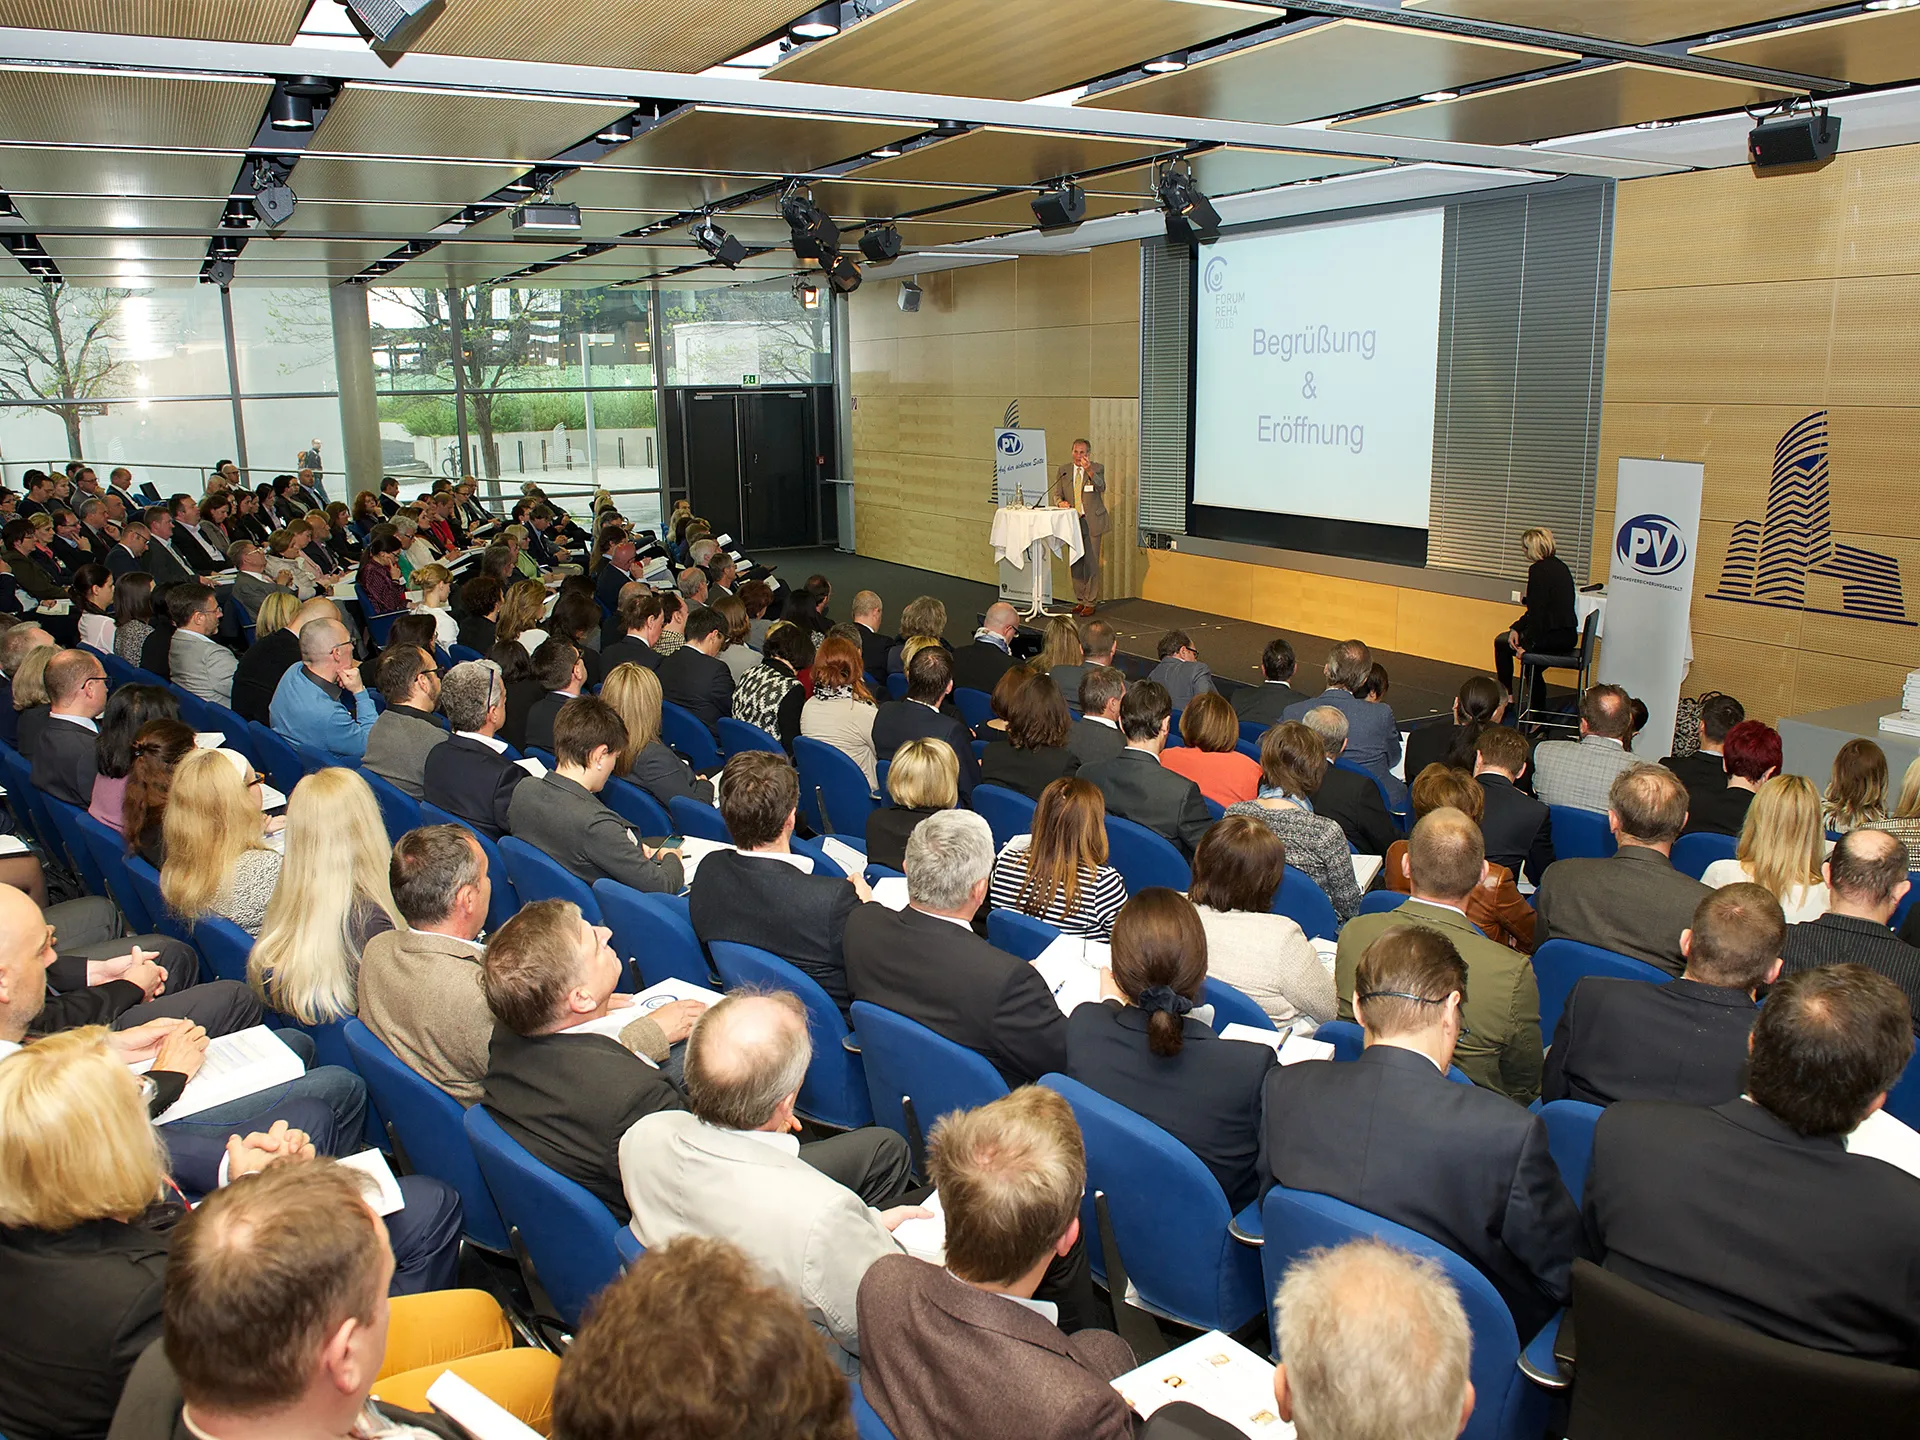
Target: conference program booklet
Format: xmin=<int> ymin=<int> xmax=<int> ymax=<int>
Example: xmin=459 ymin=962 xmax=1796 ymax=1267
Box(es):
xmin=131 ymin=1025 xmax=306 ymax=1125
xmin=1112 ymin=1330 xmax=1291 ymax=1437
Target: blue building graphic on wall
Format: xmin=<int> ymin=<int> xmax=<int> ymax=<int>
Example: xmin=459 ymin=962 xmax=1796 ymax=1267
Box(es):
xmin=1708 ymin=411 xmax=1914 ymax=627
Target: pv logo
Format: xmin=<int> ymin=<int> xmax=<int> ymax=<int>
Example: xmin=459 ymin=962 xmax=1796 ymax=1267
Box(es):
xmin=1203 ymin=256 xmax=1227 ymax=293
xmin=997 ymin=432 xmax=1023 ymax=455
xmin=1615 ymin=514 xmax=1688 ymax=576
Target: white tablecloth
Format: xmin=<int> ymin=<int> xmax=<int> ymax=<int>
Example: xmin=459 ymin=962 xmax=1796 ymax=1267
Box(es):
xmin=990 ymin=505 xmax=1082 ymax=570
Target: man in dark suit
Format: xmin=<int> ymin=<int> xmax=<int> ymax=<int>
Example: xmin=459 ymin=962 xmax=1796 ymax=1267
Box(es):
xmin=1784 ymin=828 xmax=1920 ymax=1032
xmin=1078 ymin=679 xmax=1214 ymax=858
xmin=602 ymin=587 xmax=665 ymax=673
xmin=1048 ymin=619 xmax=1117 ymax=706
xmin=1474 ymin=724 xmax=1555 ymax=885
xmin=950 ymin=602 xmax=1019 ymax=696
xmin=166 ymin=495 xmax=225 ymax=575
xmin=1584 ymin=964 xmax=1920 ymax=1365
xmin=690 ymin=752 xmax=869 ymax=1014
xmin=103 ymin=521 xmax=152 ymax=581
xmin=1264 ymin=925 xmax=1579 ymax=1341
xmin=29 ymin=649 xmax=107 ymax=806
xmin=850 ymin=589 xmax=892 ymax=681
xmin=1662 ymin=691 xmax=1743 ymax=823
xmin=872 ymin=645 xmax=980 ymax=801
xmin=1298 ymin=704 xmax=1402 ymax=858
xmin=1067 ymin=663 xmax=1126 ymax=769
xmin=523 ymin=638 xmax=586 ymax=756
xmin=1232 ymin=636 xmax=1300 ymax=728
xmin=15 ymin=470 xmax=51 ymax=519
xmin=422 ymin=658 xmax=528 ymax=839
xmin=478 ymin=898 xmax=703 ymax=1219
xmin=46 ymin=507 xmax=95 ymax=578
xmin=594 ymin=539 xmax=639 ymax=615
xmin=658 ymin=606 xmax=735 ymax=736
xmin=843 ymin=809 xmax=1067 ymax=1086
xmin=1535 ymin=763 xmax=1710 ymax=976
xmin=455 ymin=573 xmax=502 ymax=654
xmin=138 ymin=507 xmax=199 ymax=587
xmin=858 ymin=1087 xmax=1135 ymax=1438
xmin=1544 ymin=883 xmax=1782 ymax=1107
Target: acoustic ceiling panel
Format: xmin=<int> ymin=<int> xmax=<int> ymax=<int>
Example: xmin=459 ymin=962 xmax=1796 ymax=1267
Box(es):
xmin=1693 ymin=10 xmax=1920 ymax=87
xmin=293 ymin=159 xmax=525 ymax=207
xmin=0 ymin=0 xmax=307 ymax=43
xmin=13 ymin=196 xmax=225 ymax=232
xmin=308 ymin=86 xmax=631 ymax=163
xmin=1398 ymin=0 xmax=1834 ymax=48
xmin=601 ymin=108 xmax=926 ymax=180
xmin=40 ymin=235 xmax=210 ymax=260
xmin=917 ymin=186 xmax=1158 ymax=232
xmin=55 ymin=260 xmax=206 ymax=283
xmin=0 ymin=70 xmax=268 ymax=150
xmin=1080 ymin=19 xmax=1574 ymax=126
xmin=1185 ymin=146 xmax=1388 ymax=195
xmin=275 ymin=201 xmax=471 ymax=237
xmin=1336 ymin=62 xmax=1797 ymax=146
xmin=802 ymin=178 xmax=996 ymax=221
xmin=462 ymin=207 xmax=690 ymax=242
xmin=846 ymin=127 xmax=1178 ymax=189
xmin=399 ymin=0 xmax=814 ymax=74
xmin=0 ymin=148 xmax=238 ymax=200
xmin=227 ymin=239 xmax=402 ymax=265
xmin=764 ymin=0 xmax=1266 ymax=100
xmin=556 ymin=166 xmax=781 ymax=217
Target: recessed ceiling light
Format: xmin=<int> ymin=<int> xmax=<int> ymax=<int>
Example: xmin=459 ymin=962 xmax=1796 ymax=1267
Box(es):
xmin=1144 ymin=52 xmax=1188 ymax=73
xmin=1419 ymin=90 xmax=1459 ymax=102
xmin=870 ymin=145 xmax=902 ymax=158
xmin=791 ymin=4 xmax=840 ymax=39
xmin=1866 ymin=1 xmax=1920 ymax=11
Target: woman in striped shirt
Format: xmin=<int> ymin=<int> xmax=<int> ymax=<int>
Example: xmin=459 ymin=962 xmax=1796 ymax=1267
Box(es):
xmin=988 ymin=776 xmax=1128 ymax=940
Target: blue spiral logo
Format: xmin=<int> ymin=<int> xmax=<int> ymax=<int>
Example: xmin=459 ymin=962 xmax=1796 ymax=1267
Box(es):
xmin=1202 ymin=256 xmax=1227 ymax=293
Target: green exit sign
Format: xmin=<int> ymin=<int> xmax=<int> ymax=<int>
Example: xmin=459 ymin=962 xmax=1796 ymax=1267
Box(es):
xmin=742 ymin=373 xmax=759 ymax=386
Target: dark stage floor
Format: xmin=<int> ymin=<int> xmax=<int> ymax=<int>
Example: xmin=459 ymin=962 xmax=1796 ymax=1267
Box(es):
xmin=758 ymin=546 xmax=1488 ymax=725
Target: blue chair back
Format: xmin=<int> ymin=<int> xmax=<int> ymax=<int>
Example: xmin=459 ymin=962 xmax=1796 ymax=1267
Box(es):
xmin=1239 ymin=719 xmax=1270 ymax=747
xmin=1202 ymin=976 xmax=1274 ymax=1032
xmin=602 ymin=776 xmax=672 ymax=836
xmin=341 ymin=1020 xmax=508 ymax=1252
xmin=951 ymin=686 xmax=993 ymax=732
xmin=1885 ymin=1054 xmax=1920 ymax=1129
xmin=121 ymin=854 xmax=190 ymax=943
xmin=668 ymin=792 xmax=731 ymax=843
xmin=99 ymin=650 xmax=139 ymax=691
xmin=1357 ymin=888 xmax=1409 ymax=916
xmin=525 ymin=749 xmax=556 ymax=770
xmin=595 ymin=880 xmax=713 ymax=988
xmin=1314 ymin=1019 xmax=1476 ymax=1084
xmin=1233 ymin=739 xmax=1260 ymax=763
xmin=1164 ymin=709 xmax=1182 ymax=747
xmin=419 ymin=802 xmax=520 ymax=936
xmin=852 ymin=1383 xmax=896 ymax=1440
xmin=1671 ymin=830 xmax=1737 ymax=880
xmin=1532 ymin=938 xmax=1670 ymax=1044
xmin=794 ymin=735 xmax=877 ymax=836
xmin=464 ymin=1105 xmax=631 ymax=1331
xmin=1333 ymin=755 xmax=1406 ymax=827
xmin=1104 ymin=814 xmax=1191 ymax=892
xmin=1538 ymin=1099 xmax=1602 ymax=1203
xmin=1201 ymin=796 xmax=1225 ymax=821
xmin=248 ymin=722 xmax=306 ymax=794
xmin=0 ymin=743 xmax=54 ymax=854
xmin=1549 ymin=804 xmax=1616 ymax=860
xmin=202 ymin=702 xmax=255 ymax=762
xmin=1274 ymin=864 xmax=1341 ymax=940
xmin=708 ymin=941 xmax=873 ymax=1129
xmin=886 ymin=672 xmax=908 ymax=700
xmin=1895 ymin=875 xmax=1920 ymax=932
xmin=986 ymin=907 xmax=1061 ymax=961
xmin=970 ymin=783 xmax=1037 ymax=850
xmin=790 ymin=833 xmax=846 ymax=878
xmin=191 ymin=914 xmax=255 ymax=985
xmin=717 ymin=716 xmax=784 ymax=759
xmin=41 ymin=797 xmax=105 ymax=896
xmin=659 ymin=701 xmax=721 ymax=770
xmin=497 ymin=837 xmax=602 ymax=924
xmin=851 ymin=1000 xmax=1008 ymax=1150
xmin=1262 ymin=1185 xmax=1544 ymax=1440
xmin=359 ymin=768 xmax=424 ymax=845
xmin=168 ymin=686 xmax=220 ymax=736
xmin=355 ymin=582 xmax=401 ymax=646
xmin=76 ymin=810 xmax=147 ymax=929
xmin=1044 ymin=1073 xmax=1265 ymax=1333
xmin=293 ymin=739 xmax=336 ymax=775
xmin=448 ymin=644 xmax=483 ymax=665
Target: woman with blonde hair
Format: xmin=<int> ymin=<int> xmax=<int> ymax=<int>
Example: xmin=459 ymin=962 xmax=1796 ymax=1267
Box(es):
xmin=987 ymin=776 xmax=1127 ymax=939
xmin=409 ymin=561 xmax=457 ymax=648
xmin=158 ymin=746 xmax=280 ymax=934
xmin=1867 ymin=755 xmax=1920 ymax=848
xmin=249 ymin=768 xmax=400 ymax=1025
xmin=10 ymin=639 xmax=53 ymax=757
xmin=1496 ymin=523 xmax=1576 ymax=710
xmin=253 ymin=586 xmax=301 ymax=642
xmin=601 ymin=661 xmax=713 ymax=808
xmin=886 ymin=595 xmax=948 ymax=675
xmin=712 ymin=592 xmax=757 ymax=685
xmin=495 ymin=577 xmax=550 ymax=654
xmin=1825 ymin=737 xmax=1889 ymax=834
xmin=1037 ymin=614 xmax=1083 ymax=673
xmin=1702 ymin=773 xmax=1832 ymax=923
xmin=866 ymin=736 xmax=958 ymax=872
xmin=799 ymin=632 xmax=880 ymax=788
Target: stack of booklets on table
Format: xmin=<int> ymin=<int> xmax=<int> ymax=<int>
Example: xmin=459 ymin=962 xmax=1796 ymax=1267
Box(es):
xmin=1878 ymin=671 xmax=1920 ymax=737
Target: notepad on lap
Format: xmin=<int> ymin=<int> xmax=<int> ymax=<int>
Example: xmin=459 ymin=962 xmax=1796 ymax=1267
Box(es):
xmin=1220 ymin=1024 xmax=1336 ymax=1065
xmin=338 ymin=1149 xmax=406 ymax=1216
xmin=134 ymin=1026 xmax=307 ymax=1125
xmin=424 ymin=1372 xmax=542 ymax=1440
xmin=566 ymin=978 xmax=723 ymax=1043
xmin=513 ymin=756 xmax=547 ymax=777
xmin=1112 ymin=1331 xmax=1290 ymax=1437
xmin=891 ymin=1190 xmax=947 ymax=1265
xmin=1351 ymin=854 xmax=1383 ymax=890
xmin=671 ymin=834 xmax=732 ymax=885
xmin=819 ymin=835 xmax=868 ymax=878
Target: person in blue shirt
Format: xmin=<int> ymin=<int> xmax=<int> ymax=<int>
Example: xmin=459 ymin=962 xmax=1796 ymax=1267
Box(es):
xmin=269 ymin=615 xmax=376 ymax=765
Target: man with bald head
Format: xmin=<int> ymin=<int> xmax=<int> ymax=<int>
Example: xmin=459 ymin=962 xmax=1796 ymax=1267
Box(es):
xmin=1334 ymin=807 xmax=1543 ymax=1102
xmin=619 ymin=989 xmax=918 ymax=1375
xmin=1785 ymin=827 xmax=1920 ymax=1032
xmin=269 ymin=614 xmax=376 ymax=764
xmin=594 ymin=538 xmax=639 ymax=615
xmin=1535 ymin=763 xmax=1712 ymax=977
xmin=31 ymin=648 xmax=108 ymax=804
xmin=1532 ymin=682 xmax=1640 ymax=812
xmin=950 ymin=601 xmax=1020 ymax=694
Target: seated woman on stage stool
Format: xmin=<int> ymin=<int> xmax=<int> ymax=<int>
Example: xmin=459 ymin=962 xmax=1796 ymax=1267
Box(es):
xmin=1494 ymin=526 xmax=1576 ymax=712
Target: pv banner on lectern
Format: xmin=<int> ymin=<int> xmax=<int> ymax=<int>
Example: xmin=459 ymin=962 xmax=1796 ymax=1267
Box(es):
xmin=1596 ymin=458 xmax=1704 ymax=758
xmin=994 ymin=428 xmax=1048 ymax=506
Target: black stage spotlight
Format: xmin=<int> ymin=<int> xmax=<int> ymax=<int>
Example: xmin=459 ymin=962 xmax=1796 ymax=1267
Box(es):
xmin=1030 ymin=182 xmax=1085 ymax=231
xmin=780 ymin=190 xmax=840 ymax=261
xmin=268 ymin=77 xmax=333 ymax=131
xmin=790 ymin=3 xmax=841 ymax=39
xmin=343 ymin=0 xmax=442 ymax=48
xmin=1156 ymin=166 xmax=1219 ymax=244
xmin=206 ymin=256 xmax=235 ymax=289
xmin=858 ymin=224 xmax=902 ymax=262
xmin=692 ymin=216 xmax=748 ymax=268
xmin=248 ymin=161 xmax=297 ymax=228
xmin=827 ymin=252 xmax=862 ymax=294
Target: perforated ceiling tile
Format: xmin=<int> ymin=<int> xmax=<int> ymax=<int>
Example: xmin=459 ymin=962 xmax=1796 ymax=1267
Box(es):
xmin=0 ymin=70 xmax=268 ymax=150
xmin=601 ymin=109 xmax=927 ymax=182
xmin=14 ymin=196 xmax=225 ymax=232
xmin=0 ymin=0 xmax=307 ymax=43
xmin=846 ymin=127 xmax=1179 ymax=189
xmin=308 ymin=86 xmax=632 ymax=163
xmin=0 ymin=149 xmax=238 ymax=201
xmin=1184 ymin=147 xmax=1387 ymax=196
xmin=1400 ymin=0 xmax=1835 ymax=48
xmin=1693 ymin=8 xmax=1920 ymax=88
xmin=555 ymin=167 xmax=781 ymax=218
xmin=292 ymin=158 xmax=526 ymax=208
xmin=400 ymin=0 xmax=817 ymax=73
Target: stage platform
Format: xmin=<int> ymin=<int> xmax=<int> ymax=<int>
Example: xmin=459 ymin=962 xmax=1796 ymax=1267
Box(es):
xmin=1779 ymin=697 xmax=1916 ymax=789
xmin=757 ymin=547 xmax=1491 ymax=725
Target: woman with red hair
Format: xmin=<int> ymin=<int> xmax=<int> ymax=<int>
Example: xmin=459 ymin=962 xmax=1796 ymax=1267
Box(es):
xmin=1683 ymin=718 xmax=1781 ymax=838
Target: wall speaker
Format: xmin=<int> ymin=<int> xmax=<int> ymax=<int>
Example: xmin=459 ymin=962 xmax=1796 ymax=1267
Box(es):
xmin=1749 ymin=110 xmax=1841 ymax=170
xmin=1030 ymin=184 xmax=1086 ymax=231
xmin=897 ymin=279 xmax=922 ymax=313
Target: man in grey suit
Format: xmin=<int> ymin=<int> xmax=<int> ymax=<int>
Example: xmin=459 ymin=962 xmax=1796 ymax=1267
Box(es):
xmin=1535 ymin=763 xmax=1711 ymax=977
xmin=620 ymin=990 xmax=919 ymax=1375
xmin=1533 ymin=684 xmax=1641 ymax=814
xmin=229 ymin=542 xmax=297 ymax=622
xmin=1282 ymin=640 xmax=1406 ymax=810
xmin=1234 ymin=637 xmax=1300 ymax=727
xmin=1147 ymin=629 xmax=1215 ymax=712
xmin=167 ymin=583 xmax=237 ymax=708
xmin=1067 ymin=663 xmax=1126 ymax=768
xmin=1052 ymin=437 xmax=1107 ymax=615
xmin=362 ymin=645 xmax=448 ymax=799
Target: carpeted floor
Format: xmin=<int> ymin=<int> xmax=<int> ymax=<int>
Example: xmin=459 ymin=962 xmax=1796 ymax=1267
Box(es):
xmin=756 ymin=546 xmax=1501 ymax=724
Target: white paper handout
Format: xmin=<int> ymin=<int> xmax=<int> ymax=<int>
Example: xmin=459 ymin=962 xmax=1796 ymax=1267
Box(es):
xmin=565 ymin=978 xmax=723 ymax=1044
xmin=869 ymin=876 xmax=910 ymax=910
xmin=192 ymin=732 xmax=225 ymax=749
xmin=425 ymin=1372 xmax=543 ymax=1440
xmin=0 ymin=832 xmax=26 ymax=857
xmin=671 ymin=834 xmax=733 ymax=886
xmin=818 ymin=835 xmax=868 ymax=879
xmin=1031 ymin=935 xmax=1111 ymax=1015
xmin=513 ymin=755 xmax=548 ymax=777
xmin=1351 ymin=854 xmax=1383 ymax=892
xmin=133 ymin=1026 xmax=307 ymax=1125
xmin=1112 ymin=1330 xmax=1291 ymax=1438
xmin=1847 ymin=1106 xmax=1920 ymax=1180
xmin=338 ymin=1149 xmax=406 ymax=1216
xmin=891 ymin=1189 xmax=947 ymax=1266
xmin=1219 ymin=1023 xmax=1336 ymax=1066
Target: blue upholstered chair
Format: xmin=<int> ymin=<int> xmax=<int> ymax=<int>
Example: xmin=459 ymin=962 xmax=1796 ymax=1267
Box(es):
xmin=970 ymin=783 xmax=1037 ymax=850
xmin=1671 ymin=830 xmax=1738 ymax=880
xmin=1201 ymin=976 xmax=1274 ymax=1033
xmin=794 ymin=735 xmax=877 ymax=837
xmin=850 ymin=1000 xmax=1008 ymax=1161
xmin=497 ymin=836 xmax=602 ymax=923
xmin=595 ymin=881 xmax=713 ymax=988
xmin=418 ymin=802 xmax=520 ymax=936
xmin=1103 ymin=814 xmax=1191 ymax=893
xmin=659 ymin=700 xmax=722 ymax=771
xmin=1273 ymin=864 xmax=1340 ymax=941
xmin=1532 ymin=938 xmax=1669 ymax=1044
xmin=718 ymin=716 xmax=784 ymax=759
xmin=359 ymin=768 xmax=423 ymax=845
xmin=1549 ymin=804 xmax=1616 ymax=861
xmin=986 ymin=907 xmax=1061 ymax=962
xmin=708 ymin=941 xmax=872 ymax=1129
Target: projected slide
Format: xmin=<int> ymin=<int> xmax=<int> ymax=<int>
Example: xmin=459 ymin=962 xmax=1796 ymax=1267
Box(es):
xmin=1191 ymin=208 xmax=1445 ymax=534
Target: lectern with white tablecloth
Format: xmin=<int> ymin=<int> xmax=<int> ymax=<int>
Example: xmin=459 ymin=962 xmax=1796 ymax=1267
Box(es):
xmin=990 ymin=505 xmax=1083 ymax=618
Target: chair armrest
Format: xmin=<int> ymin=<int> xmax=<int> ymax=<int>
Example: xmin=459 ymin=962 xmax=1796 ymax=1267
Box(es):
xmin=1227 ymin=1201 xmax=1264 ymax=1247
xmin=1517 ymin=1310 xmax=1570 ymax=1390
xmin=841 ymin=1034 xmax=862 ymax=1055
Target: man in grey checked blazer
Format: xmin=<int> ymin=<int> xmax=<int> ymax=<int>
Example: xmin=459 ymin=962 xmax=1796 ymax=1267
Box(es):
xmin=1533 ymin=685 xmax=1640 ymax=813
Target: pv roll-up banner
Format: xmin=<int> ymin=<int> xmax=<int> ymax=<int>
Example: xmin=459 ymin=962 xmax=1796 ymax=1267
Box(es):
xmin=994 ymin=428 xmax=1048 ymax=507
xmin=1597 ymin=458 xmax=1704 ymax=758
